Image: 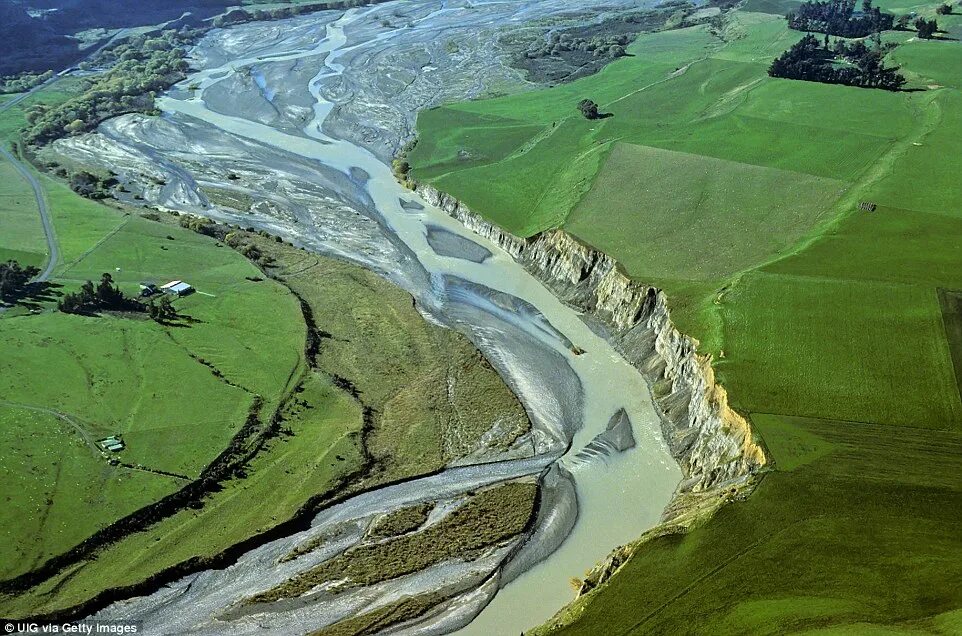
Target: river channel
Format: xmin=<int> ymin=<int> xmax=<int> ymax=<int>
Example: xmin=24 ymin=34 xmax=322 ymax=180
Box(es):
xmin=86 ymin=3 xmax=680 ymax=634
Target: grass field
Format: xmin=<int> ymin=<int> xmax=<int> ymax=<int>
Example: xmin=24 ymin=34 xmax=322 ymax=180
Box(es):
xmin=411 ymin=4 xmax=962 ymax=633
xmin=536 ymin=414 xmax=962 ymax=635
xmin=1 ymin=217 xmax=531 ymax=618
xmin=0 ymin=158 xmax=46 ymax=266
xmin=0 ymin=210 xmax=304 ymax=582
xmin=0 ymin=406 xmax=183 ymax=580
xmin=939 ymin=288 xmax=962 ymax=402
xmin=566 ymin=143 xmax=847 ymax=281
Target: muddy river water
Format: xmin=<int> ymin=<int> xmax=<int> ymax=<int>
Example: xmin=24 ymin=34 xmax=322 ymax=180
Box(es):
xmin=85 ymin=2 xmax=680 ymax=634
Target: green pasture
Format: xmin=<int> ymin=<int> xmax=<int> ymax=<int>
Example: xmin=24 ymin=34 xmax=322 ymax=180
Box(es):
xmin=0 ymin=158 xmax=45 ymax=266
xmin=566 ymin=142 xmax=847 ymax=281
xmin=536 ymin=414 xmax=962 ymax=635
xmin=717 ymin=272 xmax=961 ymax=428
xmin=411 ymin=15 xmax=914 ymax=241
xmin=0 ymin=312 xmax=258 ymax=478
xmin=3 ymin=372 xmax=366 ymax=618
xmin=939 ymin=289 xmax=962 ymax=401
xmin=0 ymin=406 xmax=182 ymax=581
xmin=411 ymin=4 xmax=962 ymax=634
xmin=0 ymin=208 xmax=306 ymax=581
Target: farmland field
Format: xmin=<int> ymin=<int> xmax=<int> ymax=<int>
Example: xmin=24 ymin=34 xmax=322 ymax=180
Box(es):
xmin=411 ymin=3 xmax=962 ymax=633
xmin=1 ymin=207 xmax=530 ymax=617
xmin=566 ymin=143 xmax=847 ymax=281
xmin=0 ymin=158 xmax=46 ymax=266
xmin=536 ymin=413 xmax=962 ymax=635
xmin=0 ymin=208 xmax=304 ymax=583
xmin=938 ymin=289 xmax=962 ymax=404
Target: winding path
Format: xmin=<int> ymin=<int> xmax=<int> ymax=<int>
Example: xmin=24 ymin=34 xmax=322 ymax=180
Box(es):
xmin=0 ymin=30 xmax=131 ymax=287
xmin=0 ymin=145 xmax=59 ymax=282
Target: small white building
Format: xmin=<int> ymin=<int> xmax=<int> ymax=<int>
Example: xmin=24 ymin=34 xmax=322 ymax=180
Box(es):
xmin=98 ymin=436 xmax=124 ymax=453
xmin=160 ymin=280 xmax=193 ymax=296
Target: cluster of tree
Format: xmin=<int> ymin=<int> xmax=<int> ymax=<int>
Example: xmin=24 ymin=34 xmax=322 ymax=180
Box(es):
xmin=0 ymin=261 xmax=40 ymax=303
xmin=147 ymin=296 xmax=178 ymax=322
xmin=578 ymin=99 xmax=602 ymax=119
xmin=224 ymin=231 xmax=263 ymax=261
xmin=0 ymin=71 xmax=55 ymax=95
xmin=179 ymin=215 xmax=222 ymax=239
xmin=212 ymin=0 xmax=394 ymax=28
xmin=392 ymin=138 xmax=418 ymax=185
xmin=58 ymin=273 xmax=142 ymax=314
xmin=67 ymin=170 xmax=118 ymax=199
xmin=20 ymin=29 xmax=195 ymax=146
xmin=787 ymin=0 xmax=894 ymax=37
xmin=769 ymin=33 xmax=906 ymax=90
xmin=915 ymin=17 xmax=940 ymax=38
xmin=524 ymin=31 xmax=630 ymax=61
xmin=176 ymin=215 xmax=273 ymax=264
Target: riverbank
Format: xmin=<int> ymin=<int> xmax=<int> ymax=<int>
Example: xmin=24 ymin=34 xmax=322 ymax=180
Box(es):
xmin=0 ymin=209 xmax=535 ymax=622
xmin=410 ymin=180 xmax=768 ymax=601
xmin=406 ymin=4 xmax=962 ymax=632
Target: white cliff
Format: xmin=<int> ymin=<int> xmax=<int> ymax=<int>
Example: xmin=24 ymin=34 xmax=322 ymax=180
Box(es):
xmin=414 ymin=182 xmax=768 ymax=603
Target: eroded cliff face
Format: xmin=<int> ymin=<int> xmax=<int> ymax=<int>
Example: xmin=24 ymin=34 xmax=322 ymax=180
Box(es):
xmin=414 ymin=182 xmax=768 ymax=614
xmin=416 ymin=183 xmax=767 ymax=500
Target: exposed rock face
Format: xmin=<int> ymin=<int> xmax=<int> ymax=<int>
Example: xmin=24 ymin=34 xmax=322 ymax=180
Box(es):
xmin=414 ymin=183 xmax=767 ymax=500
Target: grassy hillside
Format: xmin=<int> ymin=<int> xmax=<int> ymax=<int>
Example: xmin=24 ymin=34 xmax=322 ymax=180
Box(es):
xmin=0 ymin=77 xmax=530 ymax=618
xmin=410 ymin=4 xmax=962 ymax=633
xmin=0 ymin=218 xmax=528 ymax=616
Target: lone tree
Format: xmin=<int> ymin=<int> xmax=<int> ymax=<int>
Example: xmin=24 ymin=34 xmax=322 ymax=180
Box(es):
xmin=578 ymin=99 xmax=600 ymax=119
xmin=148 ymin=296 xmax=178 ymax=323
xmin=915 ymin=17 xmax=938 ymax=38
xmin=936 ymin=3 xmax=952 ymax=14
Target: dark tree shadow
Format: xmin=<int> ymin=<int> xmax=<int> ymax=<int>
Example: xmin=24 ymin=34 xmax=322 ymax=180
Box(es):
xmin=1 ymin=281 xmax=63 ymax=310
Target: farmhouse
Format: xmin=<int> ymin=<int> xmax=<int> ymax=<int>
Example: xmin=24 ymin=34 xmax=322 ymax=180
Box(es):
xmin=139 ymin=282 xmax=158 ymax=297
xmin=160 ymin=280 xmax=194 ymax=296
xmin=97 ymin=436 xmax=124 ymax=453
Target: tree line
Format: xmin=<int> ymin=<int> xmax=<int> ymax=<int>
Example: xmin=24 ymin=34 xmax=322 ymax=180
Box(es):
xmin=769 ymin=33 xmax=906 ymax=90
xmin=788 ymin=0 xmax=894 ymax=37
xmin=523 ymin=31 xmax=630 ymax=61
xmin=0 ymin=260 xmax=40 ymax=303
xmin=57 ymin=272 xmax=178 ymax=323
xmin=0 ymin=70 xmax=54 ymax=95
xmin=20 ymin=29 xmax=197 ymax=146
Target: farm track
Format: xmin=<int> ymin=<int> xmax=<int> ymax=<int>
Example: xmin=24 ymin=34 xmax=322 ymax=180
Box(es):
xmin=0 ymin=28 xmax=135 ymax=294
xmin=0 ymin=400 xmax=192 ymax=481
xmin=0 ymin=145 xmax=59 ymax=284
